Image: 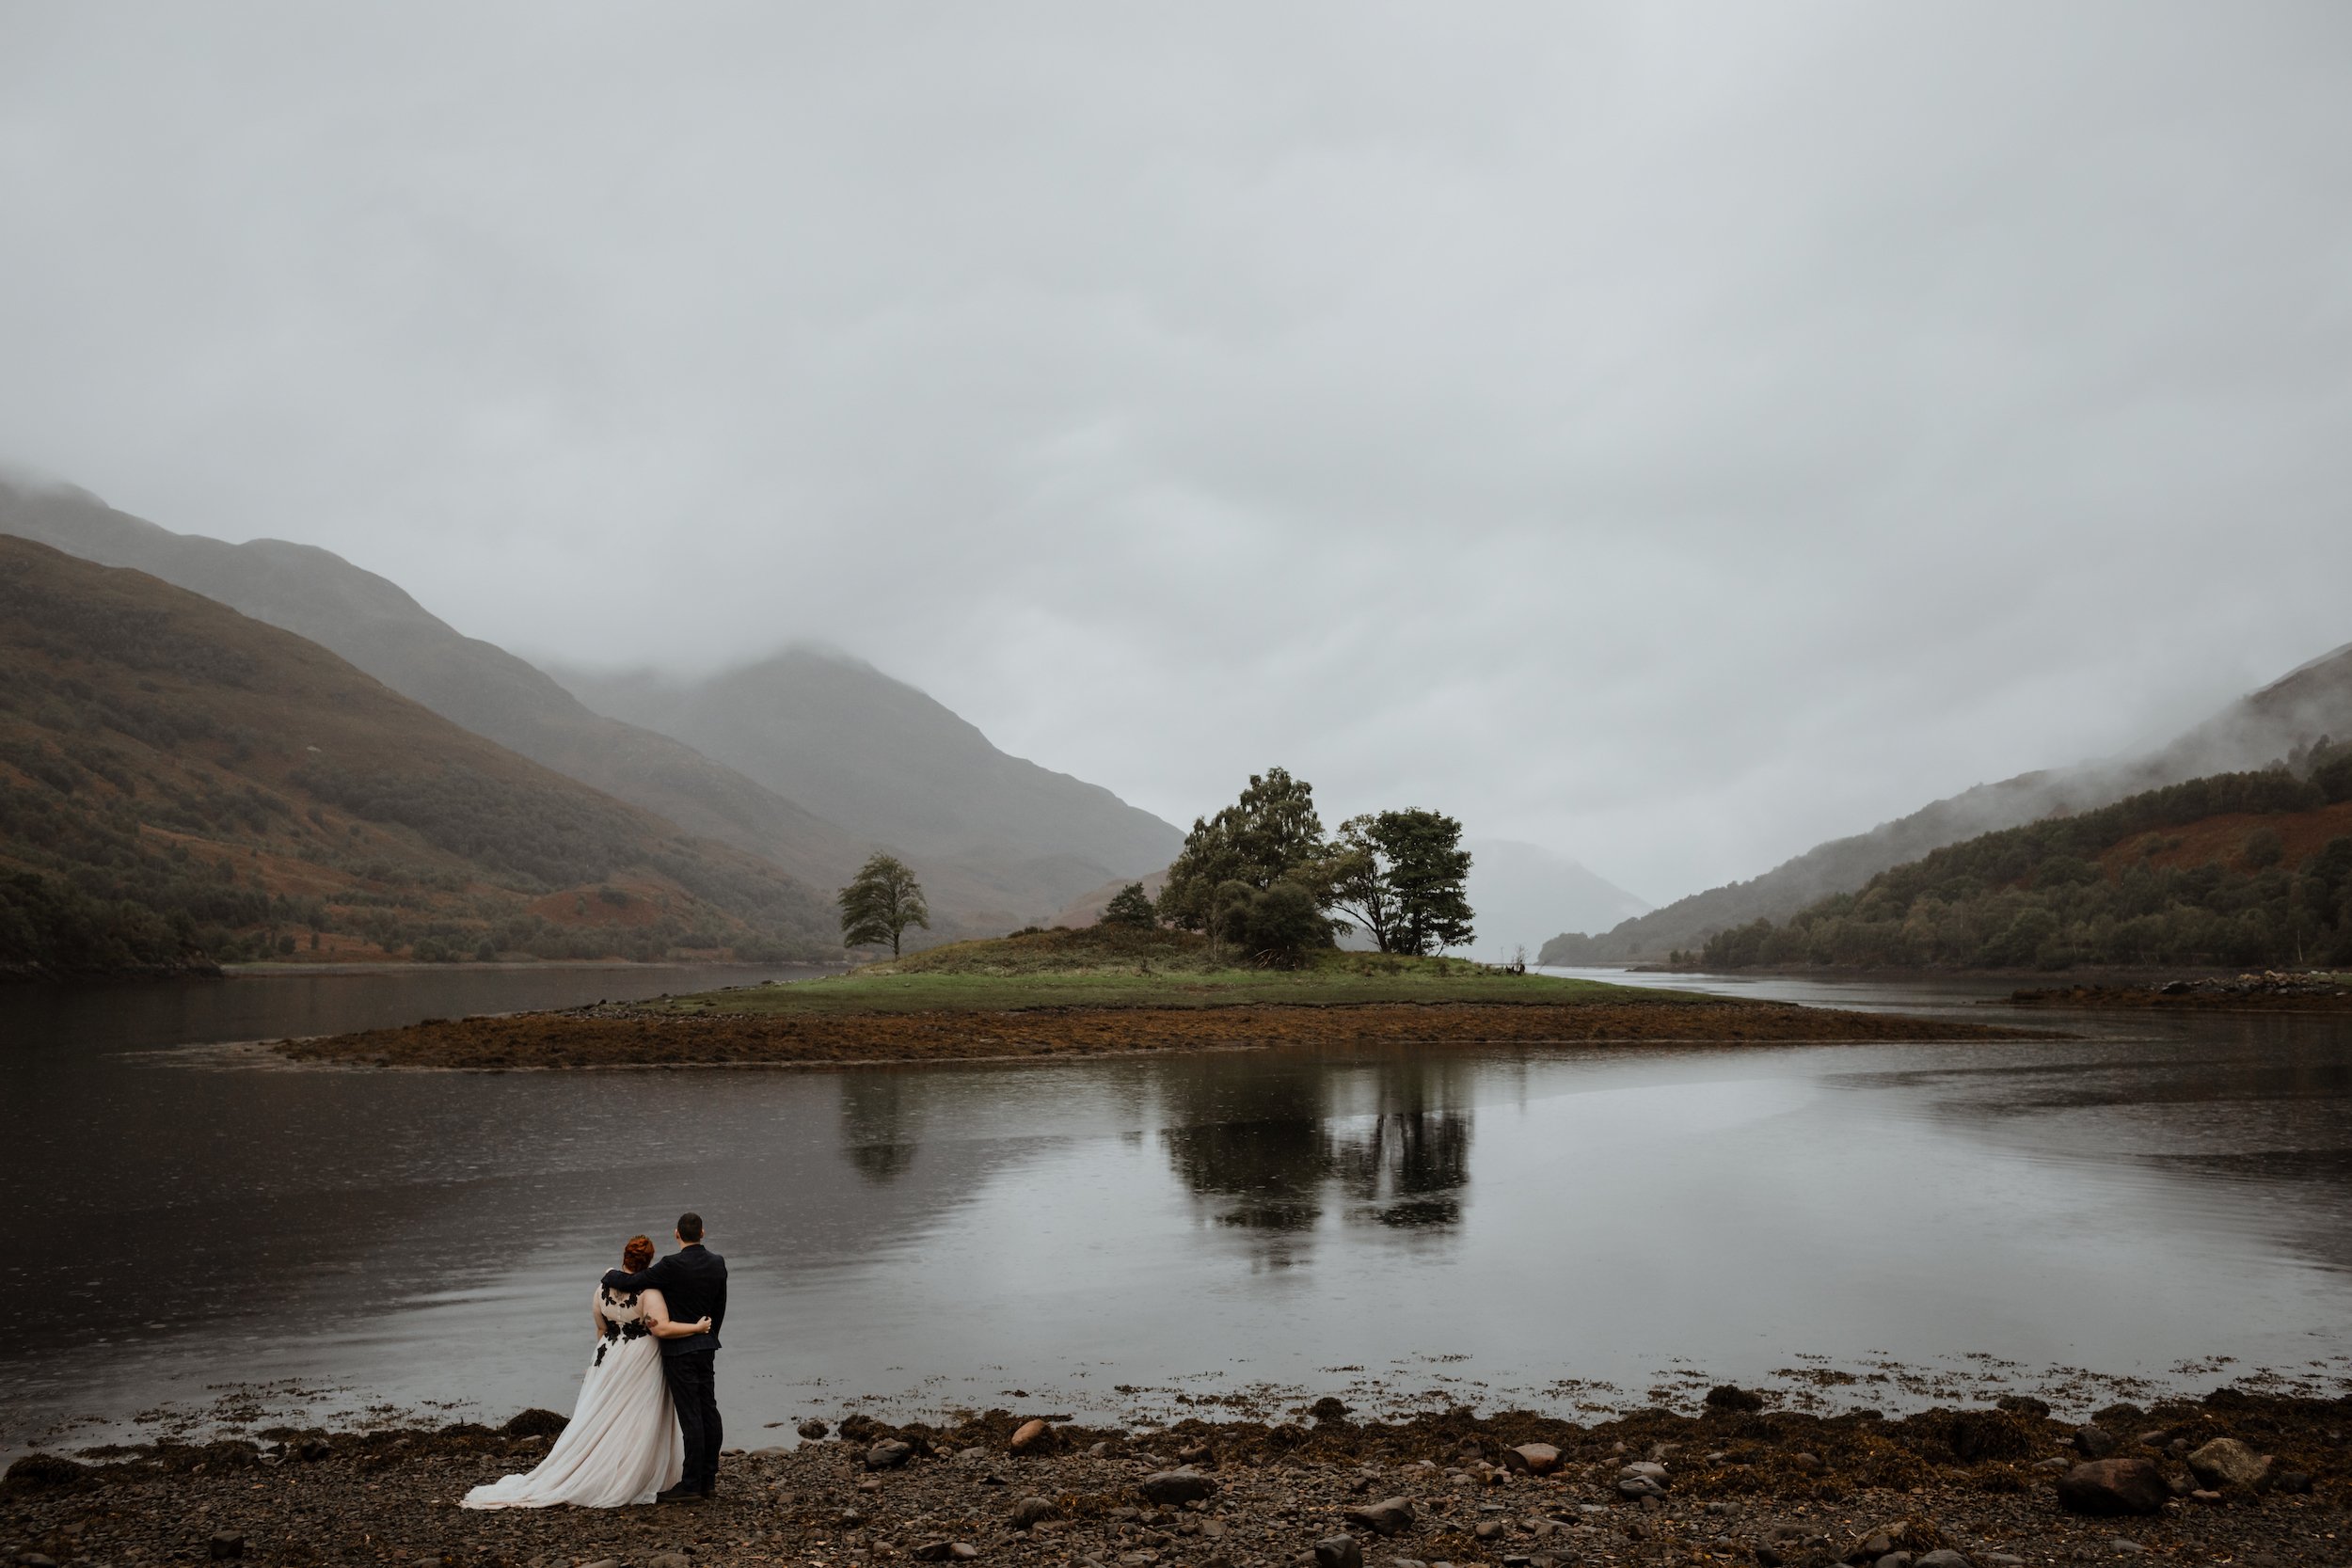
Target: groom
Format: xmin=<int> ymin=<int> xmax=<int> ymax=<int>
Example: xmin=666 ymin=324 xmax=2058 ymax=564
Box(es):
xmin=605 ymin=1212 xmax=728 ymax=1502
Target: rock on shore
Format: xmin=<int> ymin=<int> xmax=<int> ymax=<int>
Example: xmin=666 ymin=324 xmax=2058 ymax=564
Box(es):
xmin=3 ymin=1389 xmax=2342 ymax=1568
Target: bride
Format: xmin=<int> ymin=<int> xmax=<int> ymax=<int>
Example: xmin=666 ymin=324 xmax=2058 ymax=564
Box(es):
xmin=463 ymin=1234 xmax=711 ymax=1509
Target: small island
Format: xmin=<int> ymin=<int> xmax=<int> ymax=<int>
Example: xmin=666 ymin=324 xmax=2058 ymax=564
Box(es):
xmin=271 ymin=926 xmax=2040 ymax=1070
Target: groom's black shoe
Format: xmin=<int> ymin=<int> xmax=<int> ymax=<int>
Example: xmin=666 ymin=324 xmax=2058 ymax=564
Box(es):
xmin=656 ymin=1483 xmax=707 ymax=1505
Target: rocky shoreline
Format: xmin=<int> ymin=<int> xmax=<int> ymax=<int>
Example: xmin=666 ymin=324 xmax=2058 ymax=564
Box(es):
xmin=266 ymin=998 xmax=2041 ymax=1071
xmin=7 ymin=1390 xmax=2344 ymax=1568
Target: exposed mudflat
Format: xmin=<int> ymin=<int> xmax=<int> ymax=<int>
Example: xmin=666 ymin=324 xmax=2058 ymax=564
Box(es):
xmin=5 ymin=1391 xmax=2343 ymax=1568
xmin=271 ymin=997 xmax=2040 ymax=1070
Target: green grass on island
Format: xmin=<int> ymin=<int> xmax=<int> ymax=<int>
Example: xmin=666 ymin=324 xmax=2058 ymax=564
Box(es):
xmin=651 ymin=926 xmax=1663 ymax=1017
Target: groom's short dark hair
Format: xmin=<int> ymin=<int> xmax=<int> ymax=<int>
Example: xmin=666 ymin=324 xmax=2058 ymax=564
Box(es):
xmin=676 ymin=1212 xmax=704 ymax=1243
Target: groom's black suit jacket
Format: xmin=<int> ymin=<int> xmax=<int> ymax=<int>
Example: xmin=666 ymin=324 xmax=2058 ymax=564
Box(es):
xmin=604 ymin=1243 xmax=726 ymax=1357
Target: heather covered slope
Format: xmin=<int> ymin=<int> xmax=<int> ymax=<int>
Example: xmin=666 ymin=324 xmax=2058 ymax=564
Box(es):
xmin=556 ymin=651 xmax=1185 ymax=923
xmin=1545 ymin=641 xmax=2352 ymax=964
xmin=0 ymin=537 xmax=837 ymax=975
xmin=1698 ymin=763 xmax=2352 ymax=972
xmin=0 ymin=477 xmax=870 ymax=893
xmin=1 ymin=477 xmax=1178 ymax=934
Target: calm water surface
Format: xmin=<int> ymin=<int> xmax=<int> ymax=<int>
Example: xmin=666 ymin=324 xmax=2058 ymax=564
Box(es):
xmin=3 ymin=962 xmax=2348 ymax=1454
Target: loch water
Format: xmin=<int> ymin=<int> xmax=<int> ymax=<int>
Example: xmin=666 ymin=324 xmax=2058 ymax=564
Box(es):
xmin=3 ymin=963 xmax=2347 ymax=1455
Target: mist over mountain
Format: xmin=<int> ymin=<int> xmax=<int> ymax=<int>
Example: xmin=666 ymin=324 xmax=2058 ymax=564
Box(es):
xmin=553 ymin=654 xmax=1185 ymax=926
xmin=0 ymin=477 xmax=866 ymax=889
xmin=1462 ymin=839 xmax=1648 ymax=961
xmin=0 ymin=476 xmax=1176 ymax=934
xmin=1542 ymin=640 xmax=2352 ymax=965
xmin=0 ymin=536 xmax=837 ymax=974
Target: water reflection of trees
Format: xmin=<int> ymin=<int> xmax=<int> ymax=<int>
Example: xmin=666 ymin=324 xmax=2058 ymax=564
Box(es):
xmin=838 ymin=1070 xmax=922 ymax=1182
xmin=1160 ymin=1055 xmax=1474 ymax=1251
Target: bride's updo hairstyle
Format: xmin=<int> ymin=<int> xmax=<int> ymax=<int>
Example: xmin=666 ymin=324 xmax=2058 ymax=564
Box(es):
xmin=622 ymin=1235 xmax=656 ymax=1272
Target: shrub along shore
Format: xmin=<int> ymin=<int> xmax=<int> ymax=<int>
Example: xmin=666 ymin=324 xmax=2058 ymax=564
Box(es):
xmin=268 ymin=929 xmax=2040 ymax=1070
xmin=4 ymin=1387 xmax=2343 ymax=1568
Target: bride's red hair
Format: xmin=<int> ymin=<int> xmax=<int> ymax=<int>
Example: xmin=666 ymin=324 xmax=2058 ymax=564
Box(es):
xmin=622 ymin=1234 xmax=656 ymax=1272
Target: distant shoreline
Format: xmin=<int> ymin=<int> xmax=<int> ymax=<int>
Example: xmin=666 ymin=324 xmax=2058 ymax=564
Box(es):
xmin=221 ymin=958 xmax=846 ymax=978
xmin=2 ymin=958 xmax=847 ymax=986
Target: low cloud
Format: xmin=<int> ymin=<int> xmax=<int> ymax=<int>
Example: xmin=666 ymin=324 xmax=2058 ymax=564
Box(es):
xmin=5 ymin=3 xmax=2349 ymax=897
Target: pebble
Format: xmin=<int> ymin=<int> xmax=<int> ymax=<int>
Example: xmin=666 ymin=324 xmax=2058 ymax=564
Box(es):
xmin=1138 ymin=1468 xmax=1218 ymax=1504
xmin=1508 ymin=1442 xmax=1563 ymax=1476
xmin=1343 ymin=1497 xmax=1417 ymax=1537
xmin=1314 ymin=1533 xmax=1364 ymax=1568
xmin=2056 ymin=1458 xmax=2169 ymax=1516
xmin=2072 ymin=1425 xmax=2118 ymax=1460
xmin=2185 ymin=1436 xmax=2273 ymax=1493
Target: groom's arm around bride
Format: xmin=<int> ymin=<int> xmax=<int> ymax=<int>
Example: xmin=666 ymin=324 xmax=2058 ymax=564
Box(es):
xmin=605 ymin=1212 xmax=728 ymax=1502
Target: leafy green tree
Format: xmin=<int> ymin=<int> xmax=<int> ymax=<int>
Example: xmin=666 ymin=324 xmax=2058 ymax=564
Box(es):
xmin=838 ymin=852 xmax=930 ymax=956
xmin=1158 ymin=768 xmax=1329 ymax=932
xmin=1098 ymin=882 xmax=1158 ymax=929
xmin=1327 ymin=821 xmax=1400 ymax=953
xmin=1210 ymin=878 xmax=1331 ymax=965
xmin=1330 ymin=810 xmax=1474 ymax=954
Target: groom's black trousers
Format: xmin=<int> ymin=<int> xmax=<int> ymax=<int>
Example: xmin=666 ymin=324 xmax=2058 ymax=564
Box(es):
xmin=663 ymin=1351 xmax=723 ymax=1493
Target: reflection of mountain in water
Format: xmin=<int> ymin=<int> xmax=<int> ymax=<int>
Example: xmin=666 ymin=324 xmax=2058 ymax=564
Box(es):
xmin=1160 ymin=1057 xmax=1474 ymax=1252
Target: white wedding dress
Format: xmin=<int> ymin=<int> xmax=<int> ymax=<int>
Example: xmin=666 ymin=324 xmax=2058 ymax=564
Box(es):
xmin=463 ymin=1282 xmax=685 ymax=1509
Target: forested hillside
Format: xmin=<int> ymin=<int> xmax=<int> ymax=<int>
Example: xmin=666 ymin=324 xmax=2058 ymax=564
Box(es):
xmin=0 ymin=476 xmax=873 ymax=894
xmin=1697 ymin=761 xmax=2352 ymax=972
xmin=0 ymin=538 xmax=838 ymax=977
xmin=1 ymin=476 xmax=1178 ymax=935
xmin=1542 ymin=639 xmax=2352 ymax=965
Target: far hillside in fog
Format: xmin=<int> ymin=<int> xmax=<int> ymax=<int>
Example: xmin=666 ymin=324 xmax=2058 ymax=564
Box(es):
xmin=555 ymin=652 xmax=1184 ymax=929
xmin=1463 ymin=839 xmax=1647 ymax=961
xmin=0 ymin=536 xmax=837 ymax=975
xmin=1544 ymin=638 xmax=2352 ymax=965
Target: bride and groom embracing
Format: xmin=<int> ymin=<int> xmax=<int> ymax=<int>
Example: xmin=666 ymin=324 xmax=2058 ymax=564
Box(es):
xmin=464 ymin=1212 xmax=729 ymax=1510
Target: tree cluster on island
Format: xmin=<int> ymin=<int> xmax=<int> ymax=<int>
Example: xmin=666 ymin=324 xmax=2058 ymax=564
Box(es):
xmin=1143 ymin=767 xmax=1475 ymax=965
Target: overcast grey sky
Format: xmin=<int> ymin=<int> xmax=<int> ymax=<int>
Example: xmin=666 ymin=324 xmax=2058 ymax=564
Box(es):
xmin=6 ymin=3 xmax=2351 ymax=902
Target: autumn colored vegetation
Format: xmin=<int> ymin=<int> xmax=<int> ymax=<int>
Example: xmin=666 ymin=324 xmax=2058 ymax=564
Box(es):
xmin=1697 ymin=756 xmax=2352 ymax=972
xmin=0 ymin=538 xmax=836 ymax=977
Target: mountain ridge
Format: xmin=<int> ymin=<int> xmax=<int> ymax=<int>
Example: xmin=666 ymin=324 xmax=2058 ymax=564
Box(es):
xmin=553 ymin=652 xmax=1184 ymax=922
xmin=0 ymin=536 xmax=838 ymax=974
xmin=1542 ymin=640 xmax=2352 ymax=964
xmin=0 ymin=477 xmax=1175 ymax=934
